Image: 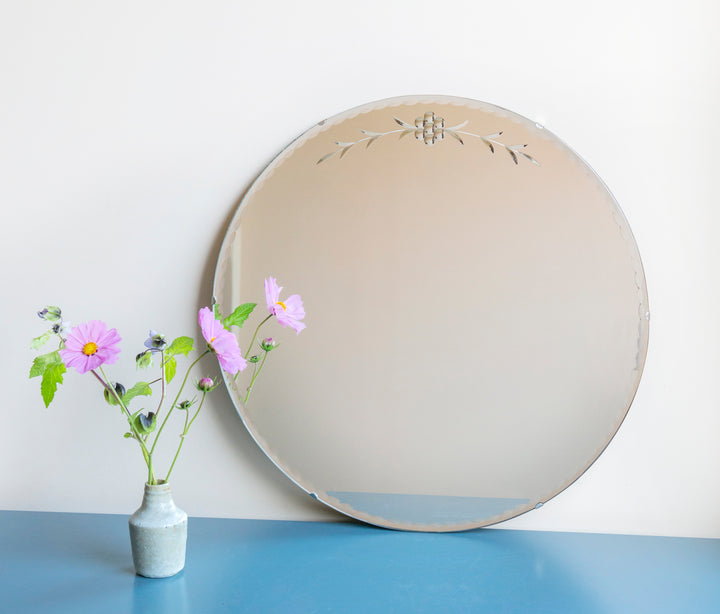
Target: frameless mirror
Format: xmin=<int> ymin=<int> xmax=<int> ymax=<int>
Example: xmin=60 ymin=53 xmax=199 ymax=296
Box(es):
xmin=214 ymin=96 xmax=649 ymax=531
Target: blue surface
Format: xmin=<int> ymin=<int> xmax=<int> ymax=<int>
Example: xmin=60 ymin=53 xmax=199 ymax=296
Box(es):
xmin=327 ymin=491 xmax=530 ymax=524
xmin=1 ymin=510 xmax=719 ymax=613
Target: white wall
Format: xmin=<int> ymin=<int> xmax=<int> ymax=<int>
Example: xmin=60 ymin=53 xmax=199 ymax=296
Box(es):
xmin=1 ymin=0 xmax=718 ymax=538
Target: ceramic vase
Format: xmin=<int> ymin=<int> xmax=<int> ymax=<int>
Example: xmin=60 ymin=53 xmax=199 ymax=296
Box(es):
xmin=128 ymin=481 xmax=187 ymax=578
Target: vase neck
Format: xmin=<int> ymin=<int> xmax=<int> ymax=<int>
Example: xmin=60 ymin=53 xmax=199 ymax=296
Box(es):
xmin=141 ymin=482 xmax=175 ymax=509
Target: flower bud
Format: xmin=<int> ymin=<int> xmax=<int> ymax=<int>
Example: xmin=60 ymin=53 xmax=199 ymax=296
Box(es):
xmin=248 ymin=355 xmax=260 ymax=364
xmin=104 ymin=382 xmax=126 ymax=406
xmin=51 ymin=321 xmax=71 ymax=335
xmin=196 ymin=377 xmax=217 ymax=392
xmin=177 ymin=400 xmax=195 ymax=410
xmin=133 ymin=411 xmax=157 ymax=435
xmin=37 ymin=306 xmax=62 ymax=323
xmin=144 ymin=330 xmax=167 ymax=350
xmin=260 ymin=337 xmax=277 ymax=352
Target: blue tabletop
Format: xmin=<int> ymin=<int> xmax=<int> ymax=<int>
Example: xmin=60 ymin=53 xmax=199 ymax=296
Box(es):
xmin=0 ymin=510 xmax=718 ymax=613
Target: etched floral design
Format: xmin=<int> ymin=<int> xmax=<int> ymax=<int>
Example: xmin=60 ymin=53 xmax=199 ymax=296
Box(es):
xmin=317 ymin=111 xmax=539 ymax=166
xmin=415 ymin=111 xmax=446 ymax=145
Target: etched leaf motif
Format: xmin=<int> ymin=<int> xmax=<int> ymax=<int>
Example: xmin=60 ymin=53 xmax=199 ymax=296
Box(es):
xmin=520 ymin=152 xmax=539 ymax=166
xmin=393 ymin=117 xmax=415 ymax=129
xmin=446 ymin=130 xmax=464 ymax=145
xmin=317 ymin=151 xmax=337 ymax=165
xmin=317 ymin=113 xmax=539 ymax=166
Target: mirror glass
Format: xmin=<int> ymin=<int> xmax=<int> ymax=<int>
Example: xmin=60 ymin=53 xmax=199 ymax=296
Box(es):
xmin=214 ymin=96 xmax=649 ymax=531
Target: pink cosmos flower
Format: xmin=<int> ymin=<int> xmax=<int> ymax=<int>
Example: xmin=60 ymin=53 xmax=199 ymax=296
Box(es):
xmin=60 ymin=320 xmax=122 ymax=374
xmin=198 ymin=307 xmax=247 ymax=375
xmin=264 ymin=277 xmax=306 ymax=334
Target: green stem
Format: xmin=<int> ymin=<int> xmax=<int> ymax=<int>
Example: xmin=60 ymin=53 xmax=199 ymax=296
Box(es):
xmin=150 ymin=350 xmax=210 ymax=456
xmin=243 ymin=350 xmax=269 ymax=404
xmin=247 ymin=361 xmax=259 ymax=388
xmin=95 ymin=367 xmax=155 ymax=484
xmin=164 ymin=392 xmax=206 ymax=483
xmin=154 ymin=349 xmax=167 ymax=424
xmin=245 ymin=315 xmax=272 ymax=360
xmin=234 ymin=314 xmax=273 ymax=383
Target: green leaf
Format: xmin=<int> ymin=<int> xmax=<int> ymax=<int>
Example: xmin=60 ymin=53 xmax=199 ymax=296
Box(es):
xmin=30 ymin=350 xmax=63 ymax=379
xmin=213 ymin=304 xmax=223 ymax=320
xmin=31 ymin=332 xmax=51 ymax=350
xmin=123 ymin=432 xmax=134 ymax=439
xmin=40 ymin=362 xmax=66 ymax=407
xmin=164 ymin=356 xmax=177 ymax=383
xmin=166 ymin=336 xmax=193 ymax=357
xmin=136 ymin=350 xmax=153 ymax=369
xmin=223 ymin=303 xmax=256 ymax=329
xmin=122 ymin=382 xmax=152 ymax=406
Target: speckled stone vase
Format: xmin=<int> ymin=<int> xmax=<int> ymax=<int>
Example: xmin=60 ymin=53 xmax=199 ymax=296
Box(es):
xmin=129 ymin=481 xmax=187 ymax=578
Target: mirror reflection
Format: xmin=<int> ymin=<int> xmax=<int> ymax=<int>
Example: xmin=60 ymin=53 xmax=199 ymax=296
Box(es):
xmin=214 ymin=96 xmax=649 ymax=531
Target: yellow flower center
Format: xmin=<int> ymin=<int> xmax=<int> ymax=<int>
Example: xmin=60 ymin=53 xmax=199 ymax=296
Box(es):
xmin=82 ymin=342 xmax=98 ymax=356
xmin=210 ymin=336 xmax=216 ymax=343
xmin=275 ymin=301 xmax=286 ymax=311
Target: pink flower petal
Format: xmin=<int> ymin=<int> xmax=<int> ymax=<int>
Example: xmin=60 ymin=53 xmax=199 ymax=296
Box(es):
xmin=97 ymin=327 xmax=121 ymax=347
xmin=264 ymin=277 xmax=306 ymax=334
xmin=211 ymin=329 xmax=238 ymax=353
xmin=276 ymin=311 xmax=306 ymax=334
xmin=211 ymin=319 xmax=224 ymax=340
xmin=218 ymin=351 xmax=247 ymax=375
xmin=198 ymin=307 xmax=248 ymax=375
xmin=198 ymin=307 xmax=219 ymax=344
xmin=265 ymin=277 xmax=281 ymax=310
xmin=63 ymin=332 xmax=84 ymax=352
xmin=84 ymin=355 xmax=105 ymax=372
xmin=62 ymin=351 xmax=94 ymax=374
xmin=95 ymin=347 xmax=120 ymax=365
xmin=71 ymin=322 xmax=89 ymax=341
xmin=283 ymin=294 xmax=305 ymax=319
xmin=86 ymin=321 xmax=104 ymax=341
xmin=59 ymin=349 xmax=84 ymax=370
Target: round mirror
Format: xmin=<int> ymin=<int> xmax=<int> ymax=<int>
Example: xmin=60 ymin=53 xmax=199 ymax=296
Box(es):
xmin=214 ymin=96 xmax=649 ymax=531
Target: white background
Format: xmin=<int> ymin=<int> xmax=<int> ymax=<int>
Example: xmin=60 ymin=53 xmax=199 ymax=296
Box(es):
xmin=1 ymin=0 xmax=718 ymax=538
